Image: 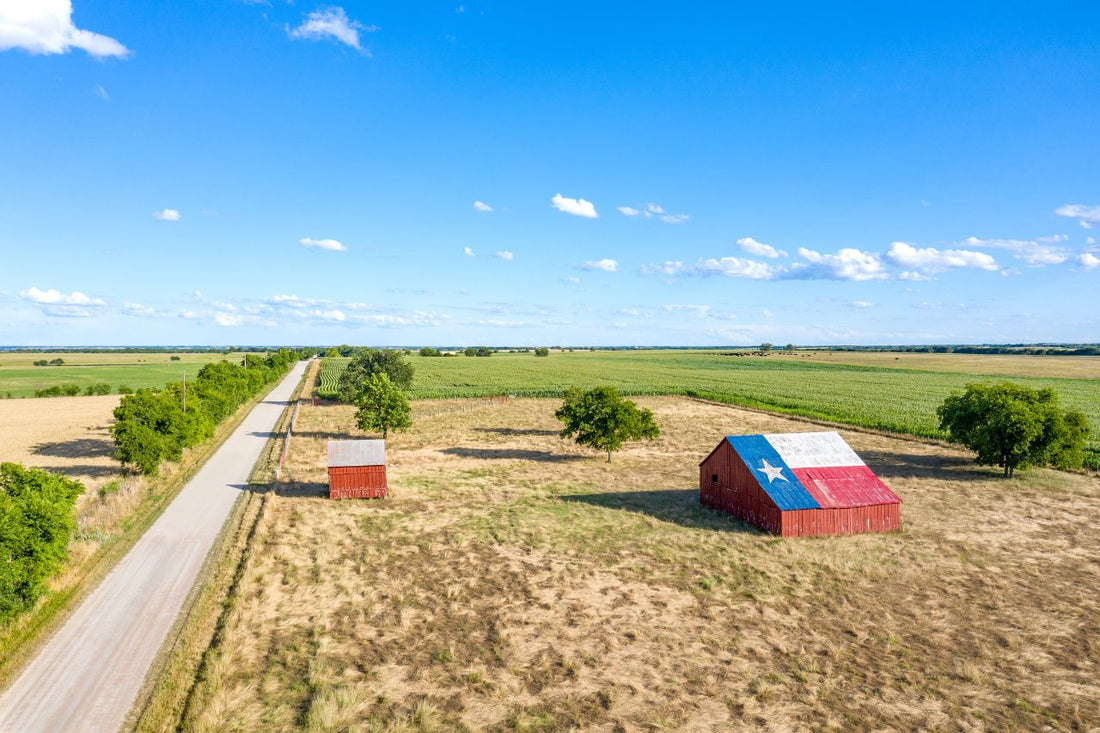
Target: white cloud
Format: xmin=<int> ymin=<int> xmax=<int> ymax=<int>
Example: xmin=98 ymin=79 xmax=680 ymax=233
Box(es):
xmin=850 ymin=301 xmax=874 ymax=309
xmin=93 ymin=84 xmax=108 ymax=100
xmin=885 ymin=242 xmax=998 ymax=274
xmin=1087 ymin=237 xmax=1096 ymax=245
xmin=579 ymin=258 xmax=617 ymax=272
xmin=898 ymin=270 xmax=931 ymax=281
xmin=288 ymin=7 xmax=374 ymax=51
xmin=0 ymin=0 xmax=129 ymax=58
xmin=21 ymin=286 xmax=107 ymax=318
xmin=641 ymin=261 xmax=686 ymax=276
xmin=473 ymin=200 xmax=493 ymax=212
xmin=617 ymin=203 xmax=689 ymax=223
xmin=21 ymin=286 xmax=105 ymax=306
xmin=551 ymin=193 xmax=598 ymax=219
xmin=305 ymin=308 xmax=345 ymax=322
xmin=695 ymin=257 xmax=777 ymax=280
xmin=1054 ymin=204 xmax=1100 ymax=229
xmin=153 ymin=208 xmax=181 ymax=221
xmin=736 ymin=236 xmax=787 ymax=259
xmin=662 ymin=304 xmax=711 ymax=317
xmin=617 ymin=307 xmax=639 ymax=316
xmin=1077 ymin=252 xmax=1100 ymax=270
xmin=215 ymin=313 xmax=243 ymax=327
xmin=493 ymin=250 xmax=514 ymax=261
xmin=300 ymin=237 xmax=347 ymax=252
xmin=963 ymin=236 xmax=1069 ymax=267
xmin=792 ymin=247 xmax=888 ymax=281
xmin=463 ymin=246 xmax=475 ymax=257
xmin=566 ymin=276 xmax=581 ymax=285
xmin=179 ymin=309 xmax=198 ymax=320
xmin=123 ymin=301 xmax=157 ymax=317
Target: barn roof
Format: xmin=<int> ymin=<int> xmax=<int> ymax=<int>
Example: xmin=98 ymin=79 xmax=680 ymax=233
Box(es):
xmin=723 ymin=431 xmax=900 ymax=510
xmin=327 ymin=439 xmax=386 ymax=467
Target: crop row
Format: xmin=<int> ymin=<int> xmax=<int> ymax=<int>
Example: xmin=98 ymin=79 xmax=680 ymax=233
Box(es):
xmin=317 ymin=358 xmax=349 ymax=399
xmin=318 ymin=352 xmax=1100 ymax=446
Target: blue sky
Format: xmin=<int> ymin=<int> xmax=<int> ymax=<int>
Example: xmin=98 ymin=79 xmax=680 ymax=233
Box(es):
xmin=1 ymin=1 xmax=1098 ymax=347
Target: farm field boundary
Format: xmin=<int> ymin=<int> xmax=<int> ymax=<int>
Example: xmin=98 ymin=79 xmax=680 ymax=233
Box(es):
xmin=0 ymin=363 xmax=298 ymax=691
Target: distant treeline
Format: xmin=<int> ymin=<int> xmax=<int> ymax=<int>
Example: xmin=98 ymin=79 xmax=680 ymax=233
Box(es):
xmin=111 ymin=349 xmax=299 ymax=475
xmin=827 ymin=345 xmax=1100 ymax=356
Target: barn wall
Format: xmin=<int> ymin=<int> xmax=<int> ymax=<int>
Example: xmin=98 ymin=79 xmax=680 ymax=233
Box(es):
xmin=699 ymin=441 xmax=781 ymax=533
xmin=328 ymin=465 xmax=387 ymax=499
xmin=779 ymin=503 xmax=900 ymax=537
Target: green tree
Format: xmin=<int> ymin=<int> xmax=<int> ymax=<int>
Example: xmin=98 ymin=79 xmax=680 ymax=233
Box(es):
xmin=419 ymin=347 xmax=442 ymax=357
xmin=354 ymin=373 xmax=411 ymax=438
xmin=464 ymin=347 xmax=477 ymax=357
xmin=0 ymin=463 xmax=84 ymax=623
xmin=336 ymin=349 xmax=415 ymax=402
xmin=785 ymin=343 xmax=795 ymax=352
xmin=937 ymin=382 xmax=1090 ymax=477
xmin=534 ymin=347 xmax=550 ymax=357
xmin=555 ymin=387 xmax=660 ymax=462
xmin=759 ymin=343 xmax=773 ymax=352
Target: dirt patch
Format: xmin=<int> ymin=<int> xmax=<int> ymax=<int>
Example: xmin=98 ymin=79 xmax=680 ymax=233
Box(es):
xmin=180 ymin=396 xmax=1100 ymax=731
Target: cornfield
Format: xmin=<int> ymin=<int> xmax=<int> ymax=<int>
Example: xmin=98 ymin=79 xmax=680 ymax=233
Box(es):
xmin=317 ymin=351 xmax=1100 ymax=446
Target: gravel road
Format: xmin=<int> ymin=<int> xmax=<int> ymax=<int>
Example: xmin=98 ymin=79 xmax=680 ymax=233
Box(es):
xmin=0 ymin=361 xmax=307 ymax=732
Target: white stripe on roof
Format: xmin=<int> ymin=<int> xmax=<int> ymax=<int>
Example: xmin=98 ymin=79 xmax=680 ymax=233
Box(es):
xmin=327 ymin=439 xmax=386 ymax=467
xmin=763 ymin=431 xmax=864 ymax=469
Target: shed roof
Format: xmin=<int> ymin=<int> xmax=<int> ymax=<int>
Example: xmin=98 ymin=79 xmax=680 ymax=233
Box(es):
xmin=327 ymin=439 xmax=386 ymax=467
xmin=722 ymin=431 xmax=899 ymax=510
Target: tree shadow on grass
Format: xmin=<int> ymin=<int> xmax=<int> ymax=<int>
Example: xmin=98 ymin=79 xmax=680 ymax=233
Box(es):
xmin=857 ymin=449 xmax=976 ymax=481
xmin=34 ymin=464 xmax=121 ymax=480
xmin=293 ymin=430 xmax=354 ymax=440
xmin=473 ymin=427 xmax=560 ymax=437
xmin=560 ymin=488 xmax=765 ymax=534
xmin=33 ymin=437 xmax=114 ymax=459
xmin=441 ymin=447 xmax=585 ymax=463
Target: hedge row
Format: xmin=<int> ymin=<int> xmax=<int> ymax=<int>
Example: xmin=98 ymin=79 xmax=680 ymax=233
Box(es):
xmin=111 ymin=350 xmax=298 ymax=476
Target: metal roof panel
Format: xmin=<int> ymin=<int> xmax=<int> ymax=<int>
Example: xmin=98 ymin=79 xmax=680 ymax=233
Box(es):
xmin=327 ymin=439 xmax=386 ymax=467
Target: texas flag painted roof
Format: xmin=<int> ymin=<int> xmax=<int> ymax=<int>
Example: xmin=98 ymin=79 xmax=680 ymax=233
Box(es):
xmin=724 ymin=431 xmax=901 ymax=510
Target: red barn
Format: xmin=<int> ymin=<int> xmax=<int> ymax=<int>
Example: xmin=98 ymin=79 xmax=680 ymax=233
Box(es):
xmin=699 ymin=431 xmax=900 ymax=537
xmin=327 ymin=439 xmax=387 ymax=499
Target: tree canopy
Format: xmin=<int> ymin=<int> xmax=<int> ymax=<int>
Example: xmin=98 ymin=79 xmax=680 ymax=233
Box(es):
xmin=354 ymin=373 xmax=412 ymax=438
xmin=337 ymin=349 xmax=415 ymax=402
xmin=937 ymin=381 xmax=1090 ymax=477
xmin=555 ymin=387 xmax=660 ymax=462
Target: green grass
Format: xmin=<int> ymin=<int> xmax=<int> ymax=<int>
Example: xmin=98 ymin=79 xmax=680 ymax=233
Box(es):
xmin=0 ymin=352 xmax=256 ymax=398
xmin=319 ymin=351 xmax=1100 ymax=446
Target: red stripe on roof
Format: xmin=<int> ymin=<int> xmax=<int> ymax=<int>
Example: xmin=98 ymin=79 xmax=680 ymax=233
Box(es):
xmin=791 ymin=466 xmax=901 ymax=508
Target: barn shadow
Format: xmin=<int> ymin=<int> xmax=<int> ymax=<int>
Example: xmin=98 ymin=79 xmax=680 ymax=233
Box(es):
xmin=33 ymin=438 xmax=114 ymax=458
xmin=272 ymin=481 xmax=330 ymax=498
xmin=441 ymin=447 xmax=585 ymax=463
xmin=858 ymin=449 xmax=975 ymax=480
xmin=560 ymin=489 xmax=764 ymax=534
xmin=473 ymin=427 xmax=560 ymax=437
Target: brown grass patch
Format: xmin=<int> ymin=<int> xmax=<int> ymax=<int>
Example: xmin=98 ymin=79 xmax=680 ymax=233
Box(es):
xmin=177 ymin=396 xmax=1100 ymax=731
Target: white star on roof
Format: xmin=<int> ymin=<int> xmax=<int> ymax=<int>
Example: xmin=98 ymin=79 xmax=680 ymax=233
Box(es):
xmin=757 ymin=459 xmax=788 ymax=484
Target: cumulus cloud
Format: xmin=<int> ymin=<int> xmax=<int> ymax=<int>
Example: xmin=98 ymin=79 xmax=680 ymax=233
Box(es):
xmin=473 ymin=200 xmax=493 ymax=212
xmin=885 ymin=242 xmax=998 ymax=274
xmin=850 ymin=301 xmax=874 ymax=309
xmin=662 ymin=304 xmax=711 ymax=317
xmin=565 ymin=276 xmax=581 ymax=285
xmin=551 ymin=193 xmax=598 ymax=219
xmin=1054 ymin=203 xmax=1100 ymax=229
xmin=21 ymin=286 xmax=107 ymax=318
xmin=617 ymin=202 xmax=689 ymax=223
xmin=288 ymin=7 xmax=374 ymax=51
xmin=493 ymin=250 xmax=514 ymax=261
xmin=0 ymin=0 xmax=129 ymax=58
xmin=123 ymin=301 xmax=157 ymax=317
xmin=299 ymin=237 xmax=347 ymax=252
xmin=579 ymin=258 xmax=617 ymax=272
xmin=790 ymin=247 xmax=888 ymax=281
xmin=463 ymin=246 xmax=475 ymax=257
xmin=736 ymin=236 xmax=787 ymax=259
xmin=1077 ymin=252 xmax=1100 ymax=270
xmin=695 ymin=257 xmax=776 ymax=280
xmin=962 ymin=236 xmax=1069 ymax=267
xmin=214 ymin=313 xmax=243 ymax=327
xmin=154 ymin=208 xmax=181 ymax=221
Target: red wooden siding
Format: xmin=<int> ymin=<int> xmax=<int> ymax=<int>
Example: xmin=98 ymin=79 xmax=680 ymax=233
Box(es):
xmin=699 ymin=439 xmax=900 ymax=538
xmin=328 ymin=465 xmax=387 ymax=500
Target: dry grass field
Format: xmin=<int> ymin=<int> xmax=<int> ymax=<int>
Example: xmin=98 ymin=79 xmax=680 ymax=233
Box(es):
xmin=0 ymin=394 xmax=122 ymax=491
xmin=173 ymin=393 xmax=1100 ymax=732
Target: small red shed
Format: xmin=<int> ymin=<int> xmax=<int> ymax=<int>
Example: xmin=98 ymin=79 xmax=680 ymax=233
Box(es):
xmin=699 ymin=431 xmax=900 ymax=537
xmin=327 ymin=439 xmax=387 ymax=499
